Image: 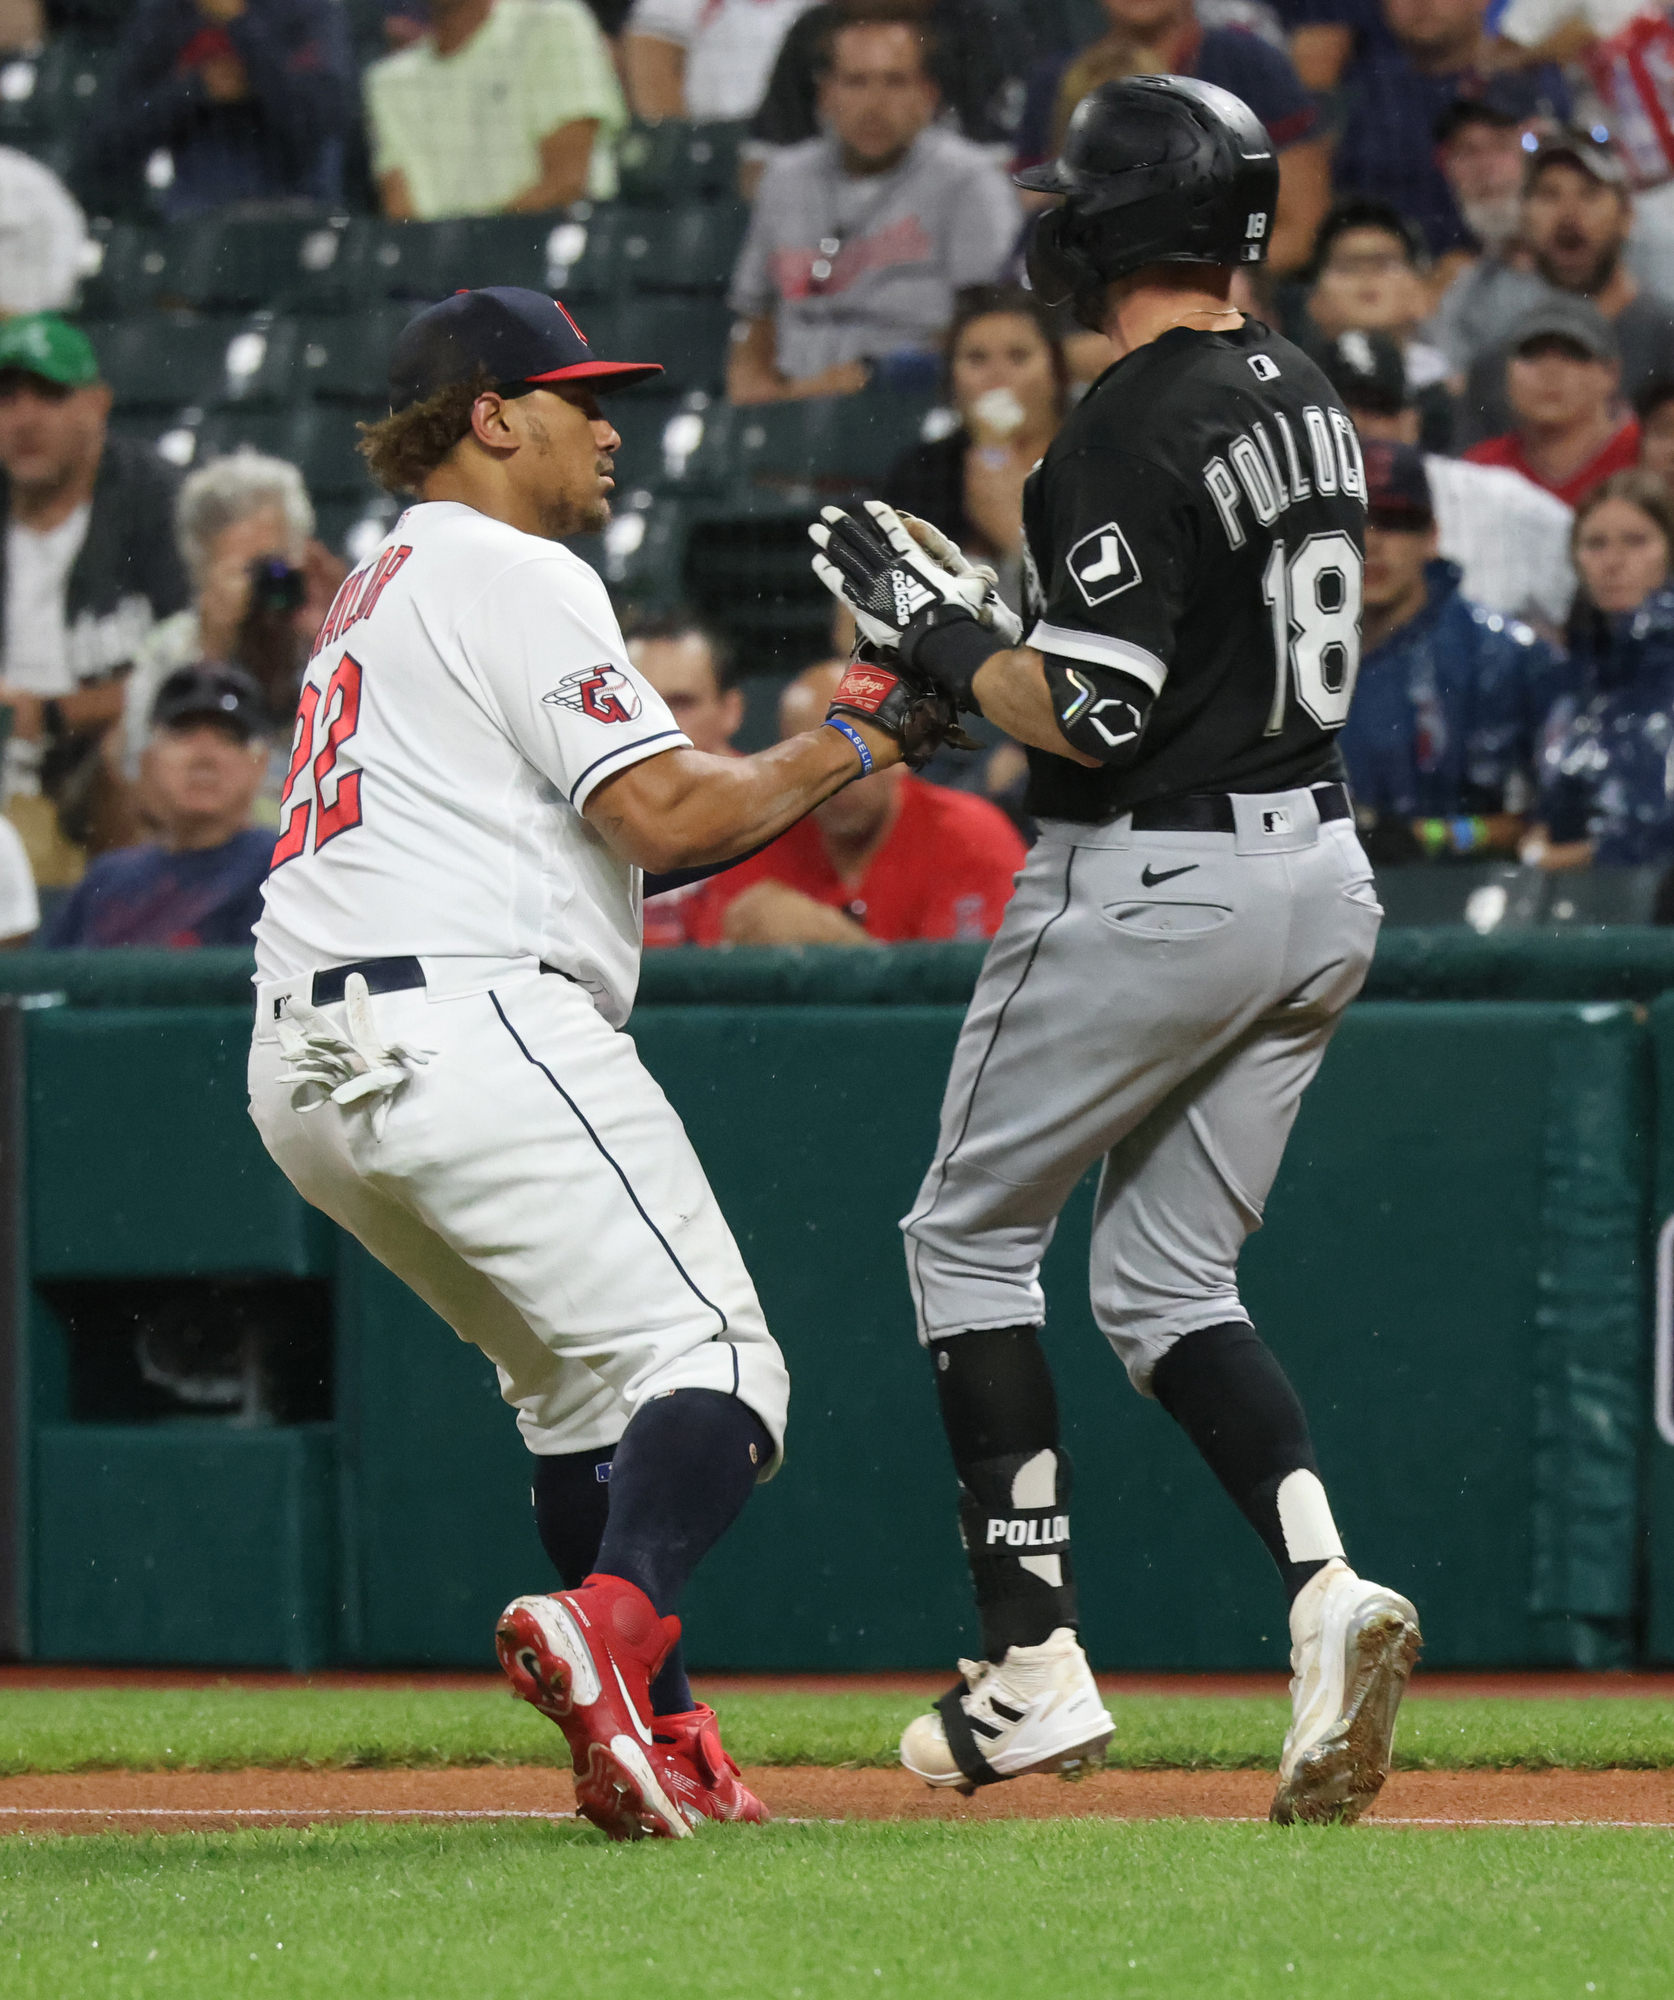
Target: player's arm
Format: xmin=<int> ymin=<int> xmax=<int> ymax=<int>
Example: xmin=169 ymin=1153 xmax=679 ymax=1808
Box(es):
xmin=584 ymin=724 xmax=891 ymax=874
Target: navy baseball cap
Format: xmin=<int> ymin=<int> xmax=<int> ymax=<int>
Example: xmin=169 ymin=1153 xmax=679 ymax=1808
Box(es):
xmin=388 ymin=287 xmax=663 ymax=412
xmin=1362 ymin=440 xmax=1433 ymax=527
xmin=151 ymin=664 xmax=270 ymax=739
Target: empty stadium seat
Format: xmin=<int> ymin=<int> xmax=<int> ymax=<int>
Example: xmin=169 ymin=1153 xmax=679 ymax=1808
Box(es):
xmin=664 ymin=390 xmax=937 ymax=498
xmin=616 ymin=204 xmax=748 ymax=294
xmin=181 ymin=403 xmax=383 ymax=502
xmin=208 ymin=309 xmax=415 ymax=408
xmin=85 ymin=314 xmax=243 ymax=416
xmin=606 ymin=392 xmax=685 ymax=498
xmin=0 ymin=37 xmax=108 ymax=154
xmin=78 ymin=223 xmax=176 ymax=317
xmin=167 ymin=214 xmax=369 ymax=314
xmin=615 ymin=121 xmax=746 ymax=202
xmin=1374 ymin=864 xmax=1547 ymax=931
xmin=1544 ymin=867 xmax=1668 ymax=925
xmin=357 ymin=215 xmax=601 ymax=303
xmin=597 ymin=297 xmax=731 ymax=397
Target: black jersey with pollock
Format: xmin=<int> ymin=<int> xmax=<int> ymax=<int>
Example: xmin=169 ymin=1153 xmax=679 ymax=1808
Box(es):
xmin=1019 ymin=317 xmax=1366 ymax=823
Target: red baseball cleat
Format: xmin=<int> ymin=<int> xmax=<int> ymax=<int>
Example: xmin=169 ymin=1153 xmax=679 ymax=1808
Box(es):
xmin=652 ymin=1704 xmax=770 ymax=1826
xmin=496 ymin=1572 xmax=691 ymax=1841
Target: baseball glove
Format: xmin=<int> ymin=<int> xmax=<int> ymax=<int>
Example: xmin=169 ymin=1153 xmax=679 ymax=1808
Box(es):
xmin=827 ymin=651 xmax=977 ymax=772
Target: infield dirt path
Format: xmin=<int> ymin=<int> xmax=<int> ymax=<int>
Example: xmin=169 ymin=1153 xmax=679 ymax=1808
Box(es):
xmin=3 ymin=1766 xmax=1671 ymax=1834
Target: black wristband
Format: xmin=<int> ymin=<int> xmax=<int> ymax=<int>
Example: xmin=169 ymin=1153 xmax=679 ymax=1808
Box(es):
xmin=905 ymin=617 xmax=1007 ymax=711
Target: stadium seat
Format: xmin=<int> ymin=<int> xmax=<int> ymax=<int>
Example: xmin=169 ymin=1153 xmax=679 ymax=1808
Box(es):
xmin=1374 ymin=863 xmax=1547 ymax=931
xmin=615 ymin=121 xmax=746 ymax=203
xmin=355 ymin=214 xmax=610 ymax=303
xmin=600 ymin=297 xmax=731 ymax=397
xmin=85 ymin=314 xmax=243 ymax=416
xmin=78 ymin=223 xmax=176 ymax=317
xmin=605 ymin=392 xmax=686 ymax=499
xmin=616 ymin=203 xmax=749 ymax=294
xmin=1544 ymin=866 xmax=1668 ymax=925
xmin=681 ymin=504 xmax=839 ymax=677
xmin=0 ymin=36 xmax=108 ymax=154
xmin=185 ymin=403 xmax=384 ymax=503
xmin=664 ymin=390 xmax=937 ymax=499
xmin=206 ymin=309 xmax=416 ymax=408
xmin=167 ymin=214 xmax=370 ymax=314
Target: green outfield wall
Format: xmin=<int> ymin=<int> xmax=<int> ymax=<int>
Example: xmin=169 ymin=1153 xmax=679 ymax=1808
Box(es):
xmin=0 ymin=936 xmax=1668 ymax=1673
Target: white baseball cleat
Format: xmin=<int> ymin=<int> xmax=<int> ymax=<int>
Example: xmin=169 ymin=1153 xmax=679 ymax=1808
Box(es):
xmin=900 ymin=1627 xmax=1115 ymax=1793
xmin=1270 ymin=1559 xmax=1422 ymax=1826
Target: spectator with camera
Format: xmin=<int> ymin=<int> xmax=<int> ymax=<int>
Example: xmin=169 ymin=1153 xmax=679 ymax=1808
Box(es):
xmin=366 ymin=0 xmax=626 ymax=219
xmin=726 ymin=8 xmax=1017 ymax=404
xmin=117 ymin=451 xmax=325 ymax=832
xmin=1323 ymin=326 xmax=1576 ymax=626
xmin=686 ymin=660 xmax=1025 ymax=944
xmin=1340 ymin=441 xmax=1567 ymax=864
xmin=43 ymin=663 xmax=272 ymax=947
xmin=82 ymin=0 xmax=355 ymax=220
xmin=1525 ymin=470 xmax=1674 ymax=871
xmin=0 ymin=314 xmax=190 ymax=880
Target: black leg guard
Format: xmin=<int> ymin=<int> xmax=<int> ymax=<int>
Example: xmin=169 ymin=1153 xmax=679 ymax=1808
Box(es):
xmin=1150 ymin=1320 xmax=1345 ymax=1605
xmin=932 ymin=1326 xmax=1078 ymax=1660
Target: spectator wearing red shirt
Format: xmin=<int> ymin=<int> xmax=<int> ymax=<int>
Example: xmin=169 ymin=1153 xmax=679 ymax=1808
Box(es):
xmin=688 ymin=662 xmax=1026 ymax=946
xmin=1465 ymin=298 xmax=1640 ymax=507
xmin=628 ymin=614 xmax=745 ymax=950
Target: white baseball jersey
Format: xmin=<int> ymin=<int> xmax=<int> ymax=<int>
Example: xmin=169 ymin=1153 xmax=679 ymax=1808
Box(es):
xmin=253 ymin=499 xmax=689 ymax=1027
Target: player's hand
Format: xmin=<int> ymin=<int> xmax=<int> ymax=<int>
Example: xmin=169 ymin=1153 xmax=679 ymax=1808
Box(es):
xmin=809 ymin=505 xmax=985 ymax=672
xmin=825 ymin=651 xmax=969 ymax=772
xmin=881 ymin=504 xmax=1025 ymax=648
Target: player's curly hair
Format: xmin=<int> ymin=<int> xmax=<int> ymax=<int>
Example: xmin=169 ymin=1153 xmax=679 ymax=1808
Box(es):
xmin=356 ymin=367 xmax=497 ymax=495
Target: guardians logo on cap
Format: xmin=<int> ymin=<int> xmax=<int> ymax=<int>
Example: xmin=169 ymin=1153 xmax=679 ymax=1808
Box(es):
xmin=0 ymin=313 xmax=100 ymax=390
xmin=387 ymin=287 xmax=662 ymax=412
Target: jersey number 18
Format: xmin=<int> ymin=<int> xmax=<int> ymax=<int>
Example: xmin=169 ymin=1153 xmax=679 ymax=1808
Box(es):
xmin=1260 ymin=531 xmax=1362 ymax=736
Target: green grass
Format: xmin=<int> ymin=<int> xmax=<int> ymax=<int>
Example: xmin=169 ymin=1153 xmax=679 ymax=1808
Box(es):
xmin=2 ymin=1687 xmax=1673 ymax=1774
xmin=1 ymin=1819 xmax=1671 ymax=1999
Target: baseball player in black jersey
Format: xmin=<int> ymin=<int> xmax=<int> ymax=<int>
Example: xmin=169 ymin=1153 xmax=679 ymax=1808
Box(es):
xmin=811 ymin=75 xmax=1420 ymax=1826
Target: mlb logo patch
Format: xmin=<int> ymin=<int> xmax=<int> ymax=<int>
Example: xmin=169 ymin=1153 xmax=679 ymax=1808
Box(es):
xmin=1262 ymin=807 xmax=1293 ymax=835
xmin=1066 ymin=521 xmax=1141 ymax=608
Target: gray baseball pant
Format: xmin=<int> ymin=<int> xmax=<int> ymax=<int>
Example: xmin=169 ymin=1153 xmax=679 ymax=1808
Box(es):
xmin=902 ymin=785 xmax=1382 ymax=1391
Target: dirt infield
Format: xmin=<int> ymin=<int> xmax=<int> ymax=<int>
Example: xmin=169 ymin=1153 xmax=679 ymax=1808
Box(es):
xmin=3 ymin=1765 xmax=1671 ymax=1834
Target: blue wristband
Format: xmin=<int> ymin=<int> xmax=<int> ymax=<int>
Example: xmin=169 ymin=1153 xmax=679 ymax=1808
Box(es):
xmin=825 ymin=716 xmax=874 ymax=775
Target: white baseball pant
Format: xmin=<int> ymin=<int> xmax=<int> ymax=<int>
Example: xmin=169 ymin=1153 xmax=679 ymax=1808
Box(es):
xmin=248 ymin=960 xmax=789 ymax=1463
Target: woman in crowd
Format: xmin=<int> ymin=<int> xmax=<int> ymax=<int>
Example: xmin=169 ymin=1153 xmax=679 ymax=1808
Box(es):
xmin=113 ymin=451 xmax=341 ymax=837
xmin=883 ymin=284 xmax=1068 ymax=616
xmin=1524 ymin=470 xmax=1674 ymax=870
xmin=881 ymin=284 xmax=1070 ymax=820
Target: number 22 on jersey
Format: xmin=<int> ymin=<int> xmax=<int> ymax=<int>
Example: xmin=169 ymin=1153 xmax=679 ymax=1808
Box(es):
xmin=1260 ymin=532 xmax=1362 ymax=736
xmin=272 ymin=652 xmax=365 ymax=867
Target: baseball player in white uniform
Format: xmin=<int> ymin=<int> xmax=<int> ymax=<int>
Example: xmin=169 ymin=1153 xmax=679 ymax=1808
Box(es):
xmin=247 ymin=287 xmax=958 ymax=1840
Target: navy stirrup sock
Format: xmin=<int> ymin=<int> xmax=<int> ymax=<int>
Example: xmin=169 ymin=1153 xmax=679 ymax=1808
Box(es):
xmin=529 ymin=1446 xmax=695 ymax=1715
xmin=594 ymin=1384 xmax=772 ymax=1624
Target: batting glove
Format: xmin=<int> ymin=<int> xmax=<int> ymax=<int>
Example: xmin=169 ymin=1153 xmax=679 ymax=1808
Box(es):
xmin=869 ymin=503 xmax=1025 ymax=649
xmin=808 ymin=506 xmax=1010 ymax=715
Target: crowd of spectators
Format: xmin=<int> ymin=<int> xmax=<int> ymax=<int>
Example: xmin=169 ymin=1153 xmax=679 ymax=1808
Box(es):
xmin=9 ymin=0 xmax=1674 ymax=942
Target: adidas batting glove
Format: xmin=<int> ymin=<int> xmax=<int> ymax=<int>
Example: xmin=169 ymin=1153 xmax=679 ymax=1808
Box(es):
xmin=809 ymin=506 xmax=1007 ymax=711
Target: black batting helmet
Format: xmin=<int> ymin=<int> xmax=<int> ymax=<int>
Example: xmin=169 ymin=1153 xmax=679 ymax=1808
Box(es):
xmin=1017 ymin=75 xmax=1280 ymax=328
